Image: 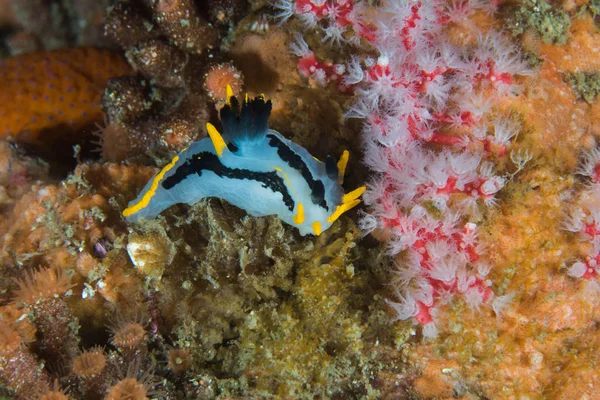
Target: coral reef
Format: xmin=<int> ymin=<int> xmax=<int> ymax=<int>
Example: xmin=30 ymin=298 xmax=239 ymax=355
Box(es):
xmin=2 ymin=0 xmax=600 ymax=399
xmin=272 ymin=0 xmax=600 ymax=398
xmin=0 ymin=158 xmax=396 ymax=398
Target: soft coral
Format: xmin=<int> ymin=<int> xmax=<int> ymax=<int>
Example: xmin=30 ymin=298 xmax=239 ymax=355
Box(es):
xmin=345 ymin=1 xmax=527 ymax=335
xmin=282 ymin=0 xmax=528 ymax=336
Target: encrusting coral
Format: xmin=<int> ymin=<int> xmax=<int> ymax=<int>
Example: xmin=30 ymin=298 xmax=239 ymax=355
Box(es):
xmin=0 ymin=47 xmax=132 ymax=162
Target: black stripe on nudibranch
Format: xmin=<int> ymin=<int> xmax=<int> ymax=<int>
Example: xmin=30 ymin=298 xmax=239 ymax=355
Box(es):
xmin=162 ymin=152 xmax=295 ymax=212
xmin=325 ymin=155 xmax=338 ymax=180
xmin=266 ymin=134 xmax=328 ymax=211
xmin=227 ymin=141 xmax=239 ymax=152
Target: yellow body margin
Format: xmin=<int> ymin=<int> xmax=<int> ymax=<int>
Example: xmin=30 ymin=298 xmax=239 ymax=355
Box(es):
xmin=122 ymin=155 xmax=180 ymax=217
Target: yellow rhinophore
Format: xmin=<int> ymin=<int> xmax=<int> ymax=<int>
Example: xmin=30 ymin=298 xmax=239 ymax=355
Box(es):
xmin=293 ymin=202 xmax=305 ymax=224
xmin=123 ymin=155 xmax=180 ymax=217
xmin=206 ymin=122 xmax=227 ymax=157
xmin=327 ymin=198 xmax=362 ymax=224
xmin=337 ymin=150 xmax=349 ymax=183
xmin=312 ymin=221 xmax=322 ymax=236
xmin=342 ymin=186 xmax=366 ymax=204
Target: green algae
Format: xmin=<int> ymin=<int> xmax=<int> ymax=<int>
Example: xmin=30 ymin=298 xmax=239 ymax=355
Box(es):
xmin=586 ymin=0 xmax=600 ymax=18
xmin=507 ymin=0 xmax=571 ymax=45
xmin=566 ymin=71 xmax=600 ymax=103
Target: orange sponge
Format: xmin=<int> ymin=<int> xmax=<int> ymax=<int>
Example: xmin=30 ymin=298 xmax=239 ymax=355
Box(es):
xmin=0 ymin=47 xmax=132 ymax=144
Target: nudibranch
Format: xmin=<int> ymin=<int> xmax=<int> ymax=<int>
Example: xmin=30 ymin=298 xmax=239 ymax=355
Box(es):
xmin=123 ymin=87 xmax=365 ymax=236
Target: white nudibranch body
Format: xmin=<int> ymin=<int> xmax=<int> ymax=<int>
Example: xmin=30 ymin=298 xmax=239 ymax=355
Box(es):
xmin=123 ymin=89 xmax=365 ymax=236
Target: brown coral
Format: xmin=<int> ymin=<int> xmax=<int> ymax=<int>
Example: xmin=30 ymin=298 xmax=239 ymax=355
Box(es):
xmin=100 ymin=75 xmax=209 ymax=161
xmin=167 ymin=348 xmax=192 ymax=373
xmin=14 ymin=266 xmax=74 ymax=305
xmin=97 ymin=0 xmax=228 ymax=164
xmin=0 ymin=321 xmax=51 ymax=398
xmin=102 ymin=76 xmax=154 ymax=126
xmin=126 ymin=39 xmax=189 ymax=88
xmin=104 ymin=1 xmax=159 ymax=48
xmin=72 ymin=347 xmax=107 ymax=378
xmin=153 ymin=0 xmax=218 ymax=54
xmin=204 ymin=62 xmax=244 ymax=103
xmin=0 ymin=320 xmax=22 ymax=356
xmin=105 ymin=378 xmax=149 ymax=400
xmin=110 ymin=321 xmax=146 ymax=350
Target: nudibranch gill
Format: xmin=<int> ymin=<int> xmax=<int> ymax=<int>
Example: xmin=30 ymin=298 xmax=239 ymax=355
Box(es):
xmin=123 ymin=87 xmax=365 ymax=236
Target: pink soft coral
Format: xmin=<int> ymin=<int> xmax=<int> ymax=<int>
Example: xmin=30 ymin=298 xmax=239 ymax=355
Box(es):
xmin=349 ymin=1 xmax=529 ymax=336
xmin=281 ymin=0 xmax=530 ymax=336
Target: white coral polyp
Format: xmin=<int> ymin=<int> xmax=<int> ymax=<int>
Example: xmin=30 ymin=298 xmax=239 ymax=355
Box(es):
xmin=567 ymin=261 xmax=588 ymax=278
